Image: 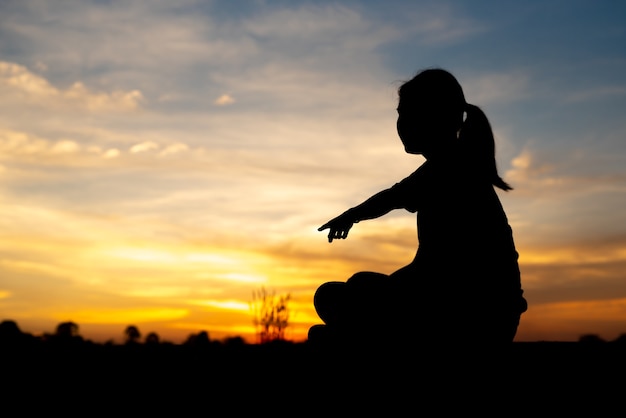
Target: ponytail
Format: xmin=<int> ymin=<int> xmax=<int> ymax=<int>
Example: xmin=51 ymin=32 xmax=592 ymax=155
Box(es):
xmin=459 ymin=103 xmax=512 ymax=191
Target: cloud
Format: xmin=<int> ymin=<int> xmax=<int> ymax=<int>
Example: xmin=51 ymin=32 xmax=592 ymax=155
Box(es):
xmin=0 ymin=61 xmax=143 ymax=112
xmin=215 ymin=273 xmax=266 ymax=284
xmin=65 ymin=81 xmax=143 ymax=111
xmin=130 ymin=141 xmax=159 ymax=154
xmin=0 ymin=61 xmax=56 ymax=95
xmin=243 ymin=5 xmax=380 ymax=42
xmin=159 ymin=143 xmax=189 ymax=156
xmin=501 ymin=145 xmax=626 ymax=251
xmin=505 ymin=148 xmax=558 ymax=190
xmin=0 ymin=2 xmax=403 ymax=148
xmin=406 ymin=6 xmax=486 ymax=45
xmin=504 ymin=146 xmax=626 ymax=198
xmin=0 ymin=129 xmax=49 ymax=156
xmin=565 ymin=85 xmax=626 ymax=103
xmin=517 ymin=297 xmax=626 ymax=341
xmin=0 ymin=128 xmax=117 ymax=165
xmin=462 ymin=72 xmax=530 ymax=105
xmin=214 ymin=94 xmax=235 ymax=106
xmin=50 ymin=140 xmax=80 ymax=154
xmin=188 ymin=299 xmax=251 ymax=311
xmin=103 ymin=149 xmax=120 ymax=159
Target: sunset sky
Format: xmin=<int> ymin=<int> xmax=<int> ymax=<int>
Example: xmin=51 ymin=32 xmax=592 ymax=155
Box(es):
xmin=1 ymin=0 xmax=625 ymax=344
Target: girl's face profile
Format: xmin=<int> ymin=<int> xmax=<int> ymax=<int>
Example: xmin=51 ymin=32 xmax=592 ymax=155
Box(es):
xmin=396 ymin=107 xmax=420 ymax=154
xmin=396 ymin=89 xmax=463 ymax=157
xmin=396 ymin=100 xmax=440 ymax=155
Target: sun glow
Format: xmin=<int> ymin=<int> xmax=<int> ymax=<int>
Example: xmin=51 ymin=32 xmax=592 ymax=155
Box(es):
xmin=189 ymin=299 xmax=251 ymax=311
xmin=108 ymin=247 xmax=178 ymax=263
xmin=103 ymin=246 xmax=267 ymax=271
xmin=185 ymin=253 xmax=241 ymax=264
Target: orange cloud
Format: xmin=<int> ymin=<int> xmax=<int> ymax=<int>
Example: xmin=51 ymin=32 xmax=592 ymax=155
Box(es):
xmin=214 ymin=94 xmax=235 ymax=105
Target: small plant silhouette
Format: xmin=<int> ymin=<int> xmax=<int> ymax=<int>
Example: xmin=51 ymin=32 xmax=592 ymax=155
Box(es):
xmin=250 ymin=287 xmax=291 ymax=344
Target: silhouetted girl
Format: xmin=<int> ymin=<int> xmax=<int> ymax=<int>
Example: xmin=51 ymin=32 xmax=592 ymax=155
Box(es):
xmin=310 ymin=68 xmax=527 ymax=352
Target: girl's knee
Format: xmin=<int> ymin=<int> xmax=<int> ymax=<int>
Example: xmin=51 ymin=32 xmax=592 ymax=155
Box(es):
xmin=314 ymin=281 xmax=345 ymax=302
xmin=346 ymin=271 xmax=388 ymax=287
xmin=313 ymin=281 xmax=347 ymax=324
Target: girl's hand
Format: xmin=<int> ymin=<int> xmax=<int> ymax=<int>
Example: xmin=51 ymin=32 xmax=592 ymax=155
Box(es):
xmin=318 ymin=212 xmax=355 ymax=243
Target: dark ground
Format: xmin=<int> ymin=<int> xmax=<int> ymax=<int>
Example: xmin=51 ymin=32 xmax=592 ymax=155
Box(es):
xmin=2 ymin=339 xmax=625 ymax=414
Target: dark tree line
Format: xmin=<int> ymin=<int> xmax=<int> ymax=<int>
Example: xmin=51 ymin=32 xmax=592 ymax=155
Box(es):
xmin=3 ymin=319 xmax=626 ymax=350
xmin=0 ymin=319 xmax=259 ymax=352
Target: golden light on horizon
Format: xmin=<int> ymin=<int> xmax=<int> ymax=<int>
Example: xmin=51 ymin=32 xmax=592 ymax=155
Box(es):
xmin=52 ymin=308 xmax=189 ymax=325
xmin=170 ymin=322 xmax=257 ymax=339
xmin=189 ymin=299 xmax=251 ymax=311
xmin=520 ymin=247 xmax=626 ymax=266
xmin=517 ymin=298 xmax=626 ymax=342
xmin=3 ymin=216 xmax=626 ymax=344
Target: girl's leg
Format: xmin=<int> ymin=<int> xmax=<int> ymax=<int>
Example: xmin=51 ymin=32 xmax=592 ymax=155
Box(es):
xmin=346 ymin=271 xmax=391 ymax=328
xmin=314 ymin=272 xmax=390 ymax=326
xmin=310 ymin=281 xmax=352 ymax=347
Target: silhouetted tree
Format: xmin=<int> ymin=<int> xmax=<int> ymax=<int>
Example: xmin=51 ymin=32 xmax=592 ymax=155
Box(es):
xmin=223 ymin=335 xmax=246 ymax=348
xmin=612 ymin=333 xmax=626 ymax=345
xmin=0 ymin=320 xmax=31 ymax=348
xmin=195 ymin=330 xmax=210 ymax=345
xmin=124 ymin=325 xmax=141 ymax=344
xmin=145 ymin=332 xmax=160 ymax=345
xmin=250 ymin=287 xmax=291 ymax=343
xmin=184 ymin=330 xmax=211 ymax=347
xmin=46 ymin=321 xmax=84 ymax=347
xmin=0 ymin=320 xmax=22 ymax=340
xmin=55 ymin=321 xmax=80 ymax=339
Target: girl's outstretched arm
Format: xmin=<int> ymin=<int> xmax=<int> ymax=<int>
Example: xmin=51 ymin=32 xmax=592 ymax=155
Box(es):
xmin=318 ymin=188 xmax=399 ymax=242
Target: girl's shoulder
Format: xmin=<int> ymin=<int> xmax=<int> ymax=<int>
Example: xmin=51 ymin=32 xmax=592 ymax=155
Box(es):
xmin=391 ymin=161 xmax=439 ymax=194
xmin=405 ymin=159 xmax=457 ymax=182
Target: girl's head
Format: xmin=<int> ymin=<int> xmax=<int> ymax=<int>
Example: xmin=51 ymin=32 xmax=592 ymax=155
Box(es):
xmin=397 ymin=68 xmax=512 ymax=191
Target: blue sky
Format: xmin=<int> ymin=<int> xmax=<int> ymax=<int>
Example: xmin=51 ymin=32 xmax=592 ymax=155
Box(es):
xmin=0 ymin=0 xmax=625 ymax=343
